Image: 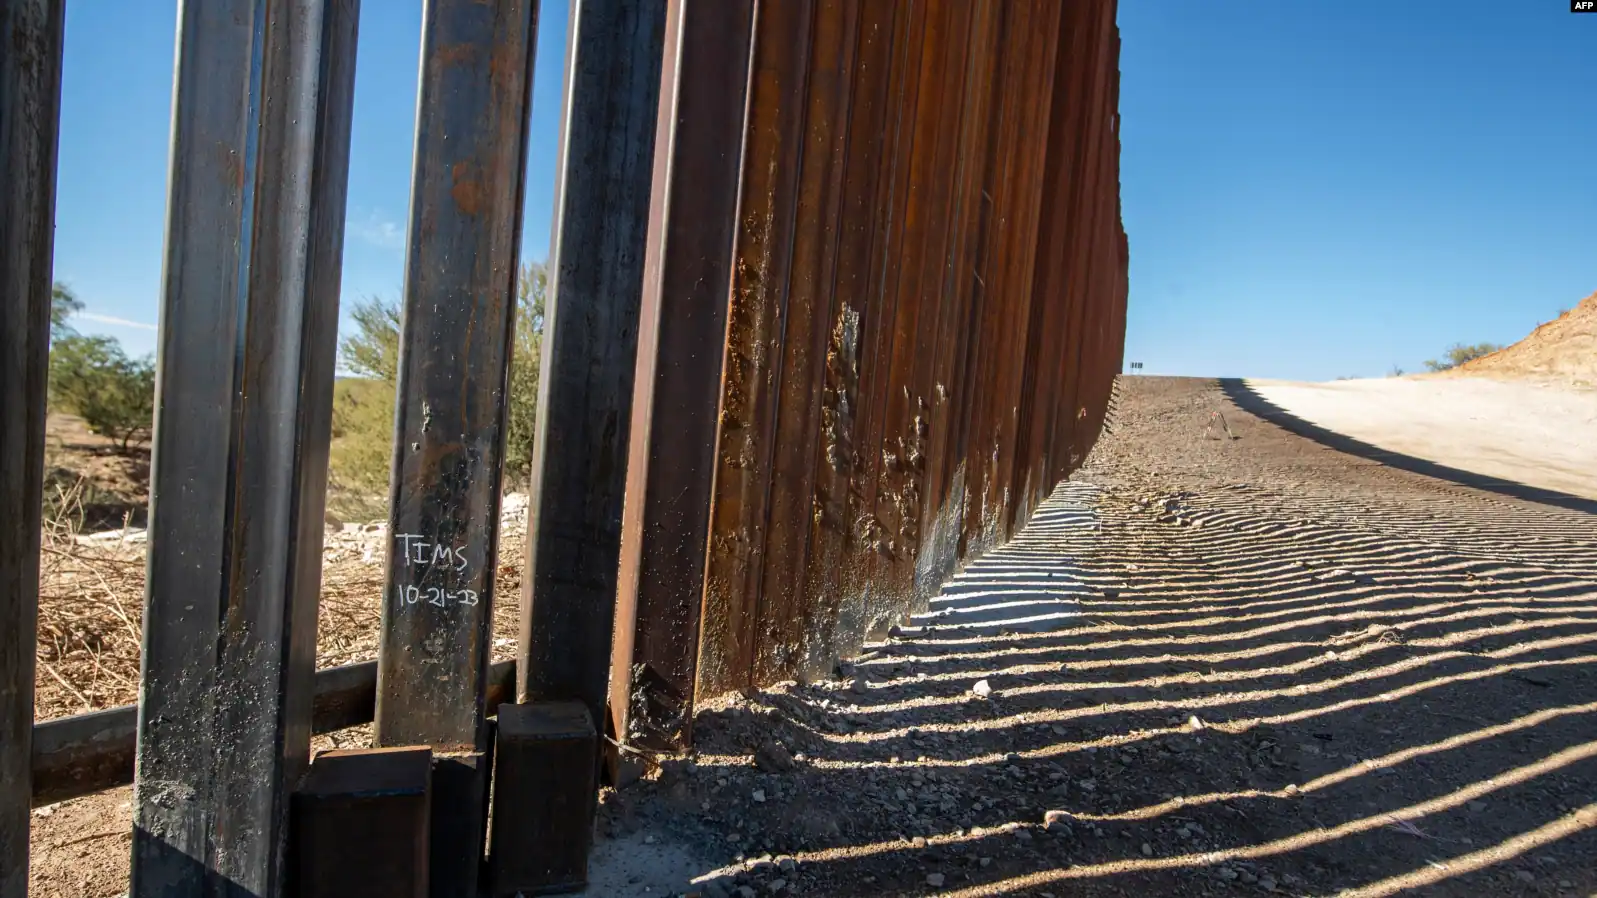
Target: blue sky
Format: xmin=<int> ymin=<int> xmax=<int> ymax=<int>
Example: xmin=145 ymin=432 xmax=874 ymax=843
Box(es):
xmin=1119 ymin=0 xmax=1595 ymax=379
xmin=52 ymin=0 xmax=570 ymax=361
xmin=51 ymin=1 xmax=1596 ymax=382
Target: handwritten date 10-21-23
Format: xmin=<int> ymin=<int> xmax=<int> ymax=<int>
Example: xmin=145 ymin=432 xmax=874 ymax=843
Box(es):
xmin=395 ymin=583 xmax=481 ymax=608
xmin=391 ymin=532 xmax=482 ymax=610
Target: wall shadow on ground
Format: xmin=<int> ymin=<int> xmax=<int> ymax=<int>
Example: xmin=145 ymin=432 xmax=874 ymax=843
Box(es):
xmin=1219 ymin=378 xmax=1597 ymax=517
xmin=599 ymin=479 xmax=1597 ymax=897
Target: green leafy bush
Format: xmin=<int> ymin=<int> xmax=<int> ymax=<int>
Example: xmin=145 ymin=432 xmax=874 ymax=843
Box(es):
xmin=1423 ymin=342 xmax=1503 ymax=372
xmin=51 ymin=282 xmax=83 ymax=342
xmin=503 ymin=264 xmax=547 ymax=487
xmin=48 ymin=334 xmax=156 ymax=453
xmin=339 ymin=295 xmax=401 ymax=383
xmin=327 ymin=264 xmax=546 ymax=517
xmin=327 ymin=377 xmax=398 ymax=520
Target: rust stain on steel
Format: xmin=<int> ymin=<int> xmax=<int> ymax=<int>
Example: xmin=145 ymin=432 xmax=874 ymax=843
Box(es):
xmin=794 ymin=0 xmax=899 ymax=673
xmin=434 ymin=42 xmax=479 ymax=68
xmin=450 ymin=161 xmax=484 ymax=216
xmin=696 ymin=0 xmax=816 ymax=696
xmin=614 ymin=0 xmax=1128 ymax=742
xmin=750 ymin=0 xmax=859 ymax=685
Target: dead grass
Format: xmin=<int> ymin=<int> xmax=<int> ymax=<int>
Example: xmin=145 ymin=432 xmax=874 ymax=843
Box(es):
xmin=32 ymin=476 xmax=525 ymax=723
xmin=34 ymin=477 xmax=146 ymax=720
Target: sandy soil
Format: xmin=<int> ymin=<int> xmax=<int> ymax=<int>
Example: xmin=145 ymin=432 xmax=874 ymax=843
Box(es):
xmin=30 ymin=377 xmax=1597 ymax=896
xmin=41 ymin=414 xmax=150 ymax=529
xmin=1247 ymin=377 xmax=1597 ymax=502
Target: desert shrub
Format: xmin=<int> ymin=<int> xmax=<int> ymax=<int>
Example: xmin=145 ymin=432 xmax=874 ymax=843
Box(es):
xmin=51 ymin=281 xmax=83 ymax=342
xmin=1422 ymin=342 xmax=1503 ymax=372
xmin=339 ymin=295 xmax=401 ymax=383
xmin=326 ymin=377 xmax=397 ymax=520
xmin=48 ymin=334 xmax=155 ymax=453
xmin=502 ymin=264 xmax=547 ymax=487
xmin=328 ymin=263 xmax=546 ymax=515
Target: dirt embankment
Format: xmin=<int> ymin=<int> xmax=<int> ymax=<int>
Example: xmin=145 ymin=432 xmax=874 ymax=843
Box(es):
xmin=1438 ymin=292 xmax=1597 ymax=388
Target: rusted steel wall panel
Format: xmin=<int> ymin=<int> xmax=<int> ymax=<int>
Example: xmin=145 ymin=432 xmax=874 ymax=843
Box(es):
xmin=830 ymin=0 xmax=924 ymax=670
xmin=1068 ymin=5 xmax=1124 ymax=474
xmin=694 ymin=0 xmax=818 ymax=696
xmin=608 ymin=0 xmax=755 ymax=753
xmin=917 ymin=0 xmax=1005 ymax=607
xmin=1030 ymin=4 xmax=1103 ymax=510
xmin=874 ymin=0 xmax=974 ymax=612
xmin=1050 ymin=0 xmax=1119 ymax=486
xmin=1009 ymin=1 xmax=1063 ymax=528
xmin=954 ymin=0 xmax=1025 ymax=565
xmin=752 ymin=0 xmax=860 ymax=686
xmin=614 ymin=0 xmax=1127 ymax=733
xmin=891 ymin=0 xmax=977 ymax=616
xmin=985 ymin=0 xmax=1063 ymax=549
xmin=794 ymin=0 xmax=903 ymax=679
xmin=1030 ymin=0 xmax=1112 ymax=499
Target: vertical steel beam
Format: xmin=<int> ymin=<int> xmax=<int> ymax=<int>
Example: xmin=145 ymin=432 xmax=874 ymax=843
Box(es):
xmin=0 ymin=1 xmax=63 ymax=894
xmin=842 ymin=0 xmax=924 ymax=626
xmin=753 ymin=0 xmax=860 ymax=683
xmin=373 ymin=1 xmax=537 ymax=895
xmin=516 ymin=0 xmax=667 ymax=743
xmin=795 ymin=0 xmax=900 ymax=678
xmin=870 ymin=0 xmax=974 ymax=615
xmin=915 ymin=0 xmax=1002 ymax=609
xmin=696 ymin=0 xmax=817 ymax=697
xmin=607 ymin=0 xmax=754 ymax=754
xmin=131 ymin=0 xmax=360 ymax=894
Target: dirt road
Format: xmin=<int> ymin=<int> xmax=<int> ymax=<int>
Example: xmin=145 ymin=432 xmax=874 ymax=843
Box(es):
xmin=1247 ymin=377 xmax=1597 ymax=502
xmin=588 ymin=376 xmax=1597 ymax=897
xmin=29 ymin=376 xmax=1597 ymax=896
